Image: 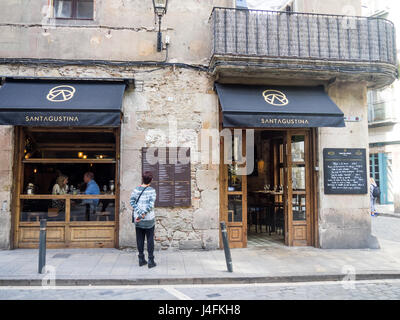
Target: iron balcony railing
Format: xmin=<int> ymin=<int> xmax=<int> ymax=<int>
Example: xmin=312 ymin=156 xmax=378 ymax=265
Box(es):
xmin=211 ymin=7 xmax=397 ymax=66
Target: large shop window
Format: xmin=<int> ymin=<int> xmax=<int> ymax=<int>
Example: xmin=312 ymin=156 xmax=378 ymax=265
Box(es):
xmin=19 ymin=128 xmax=118 ymax=224
xmin=54 ymin=0 xmax=94 ymax=20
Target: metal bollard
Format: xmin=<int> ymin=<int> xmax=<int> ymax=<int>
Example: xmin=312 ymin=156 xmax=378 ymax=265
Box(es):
xmin=38 ymin=219 xmax=47 ymax=274
xmin=220 ymin=221 xmax=233 ymax=272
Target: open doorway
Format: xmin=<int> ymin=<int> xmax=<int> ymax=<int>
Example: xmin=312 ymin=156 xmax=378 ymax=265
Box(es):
xmin=220 ymin=129 xmax=316 ymax=248
xmin=247 ymin=131 xmax=286 ymax=247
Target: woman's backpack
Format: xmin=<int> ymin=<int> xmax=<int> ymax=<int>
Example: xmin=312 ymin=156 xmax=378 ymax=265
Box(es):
xmin=372 ymin=185 xmax=380 ymax=198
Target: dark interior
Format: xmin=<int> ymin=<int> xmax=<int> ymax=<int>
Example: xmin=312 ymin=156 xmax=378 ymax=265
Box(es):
xmin=247 ymin=130 xmax=286 ymax=246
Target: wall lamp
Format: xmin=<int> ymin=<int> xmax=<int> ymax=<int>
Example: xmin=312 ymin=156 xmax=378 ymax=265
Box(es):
xmin=152 ymin=0 xmax=168 ymax=52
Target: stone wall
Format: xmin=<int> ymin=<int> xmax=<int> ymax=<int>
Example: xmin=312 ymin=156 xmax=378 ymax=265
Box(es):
xmin=0 ymin=126 xmax=13 ymax=249
xmin=318 ymin=81 xmax=378 ymax=249
xmin=119 ymin=67 xmax=220 ymax=250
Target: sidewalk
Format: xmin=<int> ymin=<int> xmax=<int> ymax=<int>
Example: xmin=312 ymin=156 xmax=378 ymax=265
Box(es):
xmin=1 ymin=238 xmax=400 ymax=286
xmin=376 ymin=204 xmax=400 ymax=218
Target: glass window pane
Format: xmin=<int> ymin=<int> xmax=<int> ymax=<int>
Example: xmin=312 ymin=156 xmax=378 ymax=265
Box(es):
xmin=54 ymin=0 xmax=73 ymax=18
xmin=24 ymin=131 xmax=116 ymax=160
xmin=292 ymin=195 xmax=306 ymax=221
xmin=23 ymin=163 xmax=116 ymax=195
xmin=228 ymin=164 xmax=242 ymax=192
xmin=228 ymin=195 xmax=242 ymax=222
xmin=292 ymin=165 xmax=305 ymax=191
xmin=77 ymin=0 xmax=94 ymax=19
xmin=20 ymin=199 xmax=66 ymax=222
xmin=70 ymin=199 xmax=115 ymax=222
xmin=291 ymin=135 xmax=305 ymax=162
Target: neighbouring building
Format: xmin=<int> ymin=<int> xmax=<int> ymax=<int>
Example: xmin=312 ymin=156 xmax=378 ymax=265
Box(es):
xmin=362 ymin=0 xmax=400 ymax=211
xmin=0 ymin=0 xmax=397 ymax=251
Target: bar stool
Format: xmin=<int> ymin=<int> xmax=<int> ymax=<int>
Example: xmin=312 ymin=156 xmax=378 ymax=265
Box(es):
xmin=27 ymin=212 xmax=46 ymax=222
xmin=95 ymin=211 xmax=112 ymax=221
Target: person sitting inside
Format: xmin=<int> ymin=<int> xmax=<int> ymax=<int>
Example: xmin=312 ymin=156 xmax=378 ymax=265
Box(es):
xmin=82 ymin=172 xmax=100 ymax=220
xmin=52 ymin=175 xmax=68 ymax=211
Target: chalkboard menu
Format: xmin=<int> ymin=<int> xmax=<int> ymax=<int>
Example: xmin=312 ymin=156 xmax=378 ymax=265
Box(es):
xmin=323 ymin=148 xmax=368 ymax=195
xmin=142 ymin=147 xmax=191 ymax=207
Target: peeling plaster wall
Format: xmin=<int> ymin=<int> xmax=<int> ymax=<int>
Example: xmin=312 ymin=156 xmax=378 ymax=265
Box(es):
xmin=297 ymin=0 xmax=362 ymax=15
xmin=0 ymin=0 xmax=231 ymax=64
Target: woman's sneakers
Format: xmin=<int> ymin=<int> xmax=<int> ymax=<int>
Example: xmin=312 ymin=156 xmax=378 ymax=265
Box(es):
xmin=138 ymin=255 xmax=147 ymax=267
xmin=148 ymin=258 xmax=157 ymax=269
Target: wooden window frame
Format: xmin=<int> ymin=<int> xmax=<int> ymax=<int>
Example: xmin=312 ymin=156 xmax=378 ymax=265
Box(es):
xmin=53 ymin=0 xmax=94 ymax=21
xmin=13 ymin=127 xmax=121 ymax=249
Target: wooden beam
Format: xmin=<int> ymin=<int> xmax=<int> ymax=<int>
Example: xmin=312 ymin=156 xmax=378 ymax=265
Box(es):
xmin=38 ymin=147 xmax=115 ymax=152
xmin=37 ymin=143 xmax=115 ymax=147
xmin=23 ymin=159 xmax=116 ymax=164
xmin=20 ymin=195 xmax=116 ymax=200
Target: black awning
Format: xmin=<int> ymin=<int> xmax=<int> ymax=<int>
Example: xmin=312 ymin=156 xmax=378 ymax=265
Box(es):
xmin=216 ymin=84 xmax=345 ymax=128
xmin=0 ymin=80 xmax=126 ymax=127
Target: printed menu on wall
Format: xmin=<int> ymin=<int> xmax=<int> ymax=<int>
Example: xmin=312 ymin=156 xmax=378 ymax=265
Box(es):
xmin=142 ymin=147 xmax=191 ymax=207
xmin=323 ymin=148 xmax=368 ymax=195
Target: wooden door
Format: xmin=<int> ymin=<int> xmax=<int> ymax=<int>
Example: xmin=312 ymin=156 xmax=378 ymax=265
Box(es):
xmin=285 ymin=131 xmax=312 ymax=246
xmin=283 ymin=133 xmax=290 ymax=246
xmin=220 ymin=130 xmax=247 ymax=249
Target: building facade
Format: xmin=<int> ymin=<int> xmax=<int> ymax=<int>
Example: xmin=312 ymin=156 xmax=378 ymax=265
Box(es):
xmin=0 ymin=0 xmax=397 ymax=251
xmin=363 ymin=0 xmax=400 ymax=210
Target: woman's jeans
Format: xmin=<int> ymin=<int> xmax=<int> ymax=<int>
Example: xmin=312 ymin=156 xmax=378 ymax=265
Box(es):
xmin=136 ymin=226 xmax=155 ymax=259
xmin=370 ymin=197 xmax=377 ymax=213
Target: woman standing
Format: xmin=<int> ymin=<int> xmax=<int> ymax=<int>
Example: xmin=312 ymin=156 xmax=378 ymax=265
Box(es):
xmin=370 ymin=177 xmax=379 ymax=217
xmin=130 ymin=171 xmax=157 ymax=268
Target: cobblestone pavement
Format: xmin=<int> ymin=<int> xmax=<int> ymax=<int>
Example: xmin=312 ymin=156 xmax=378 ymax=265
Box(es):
xmin=371 ymin=215 xmax=400 ymax=243
xmin=1 ymin=280 xmax=400 ymax=300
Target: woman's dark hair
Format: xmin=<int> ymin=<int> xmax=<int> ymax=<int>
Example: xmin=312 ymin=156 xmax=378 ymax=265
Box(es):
xmin=142 ymin=171 xmax=153 ymax=185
